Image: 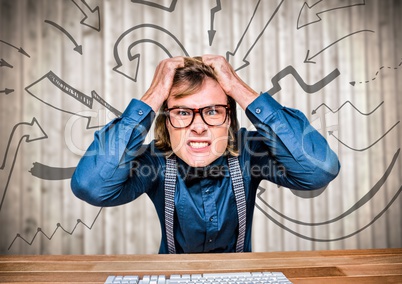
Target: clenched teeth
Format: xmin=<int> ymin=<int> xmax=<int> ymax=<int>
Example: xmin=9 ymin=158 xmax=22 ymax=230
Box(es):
xmin=189 ymin=142 xmax=209 ymax=148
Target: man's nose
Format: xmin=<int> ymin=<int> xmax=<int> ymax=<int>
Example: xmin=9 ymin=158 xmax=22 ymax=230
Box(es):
xmin=190 ymin=113 xmax=208 ymax=133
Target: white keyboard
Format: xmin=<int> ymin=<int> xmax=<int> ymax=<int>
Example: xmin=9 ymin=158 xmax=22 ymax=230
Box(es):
xmin=104 ymin=271 xmax=292 ymax=284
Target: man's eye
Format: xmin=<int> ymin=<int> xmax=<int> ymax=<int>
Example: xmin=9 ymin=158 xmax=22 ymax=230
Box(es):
xmin=176 ymin=110 xmax=191 ymax=116
xmin=206 ymin=109 xmax=218 ymax=115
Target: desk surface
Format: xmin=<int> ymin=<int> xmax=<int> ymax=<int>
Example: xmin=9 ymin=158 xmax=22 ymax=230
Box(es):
xmin=0 ymin=248 xmax=401 ymax=283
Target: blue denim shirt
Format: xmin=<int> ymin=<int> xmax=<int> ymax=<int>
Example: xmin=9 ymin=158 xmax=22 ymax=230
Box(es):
xmin=71 ymin=92 xmax=340 ymax=253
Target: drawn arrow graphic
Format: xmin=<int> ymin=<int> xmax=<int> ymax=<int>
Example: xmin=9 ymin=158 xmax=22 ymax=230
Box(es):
xmin=257 ymin=148 xmax=400 ymax=226
xmin=208 ymin=0 xmax=222 ymax=46
xmin=304 ymin=30 xmax=374 ymax=64
xmin=312 ymin=100 xmax=384 ymax=115
xmin=297 ymin=0 xmax=366 ymax=29
xmin=8 ymin=207 xmax=103 ymax=250
xmin=0 ymin=88 xmax=14 ymax=95
xmin=0 ymin=118 xmax=48 ymax=211
xmin=0 ymin=58 xmax=13 ymax=68
xmin=256 ymin=185 xmax=401 ymax=242
xmin=113 ymin=24 xmax=189 ymax=82
xmin=131 ymin=0 xmax=178 ymax=12
xmin=266 ymin=66 xmax=340 ymax=95
xmin=350 ymin=58 xmax=402 ymax=86
xmin=44 ymin=20 xmax=82 ymax=54
xmin=0 ymin=39 xmax=30 ymax=57
xmin=255 ymin=148 xmax=401 ymax=241
xmin=29 ymin=163 xmax=76 ymax=180
xmin=329 ymin=121 xmax=400 ymax=152
xmin=71 ymin=0 xmax=101 ymax=32
xmin=226 ymin=0 xmax=284 ymax=71
xmin=25 ymin=71 xmax=121 ymax=129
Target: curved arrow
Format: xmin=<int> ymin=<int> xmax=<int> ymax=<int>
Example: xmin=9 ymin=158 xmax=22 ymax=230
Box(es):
xmin=208 ymin=0 xmax=222 ymax=46
xmin=0 ymin=118 xmax=48 ymax=211
xmin=266 ymin=66 xmax=340 ymax=95
xmin=312 ymin=100 xmax=384 ymax=115
xmin=329 ymin=121 xmax=400 ymax=152
xmin=113 ymin=24 xmax=189 ymax=82
xmin=44 ymin=20 xmax=82 ymax=54
xmin=0 ymin=39 xmax=30 ymax=57
xmin=305 ymin=30 xmax=374 ymax=64
xmin=8 ymin=207 xmax=103 ymax=250
xmin=71 ymin=0 xmax=101 ymax=32
xmin=226 ymin=0 xmax=284 ymax=72
xmin=131 ymin=0 xmax=178 ymax=12
xmin=0 ymin=58 xmax=13 ymax=68
xmin=257 ymin=148 xmax=400 ymax=226
xmin=297 ymin=0 xmax=366 ymax=29
xmin=256 ymin=184 xmax=401 ymax=242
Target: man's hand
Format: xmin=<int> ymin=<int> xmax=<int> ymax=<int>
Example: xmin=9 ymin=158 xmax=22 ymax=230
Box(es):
xmin=141 ymin=56 xmax=185 ymax=112
xmin=201 ymin=55 xmax=258 ymax=110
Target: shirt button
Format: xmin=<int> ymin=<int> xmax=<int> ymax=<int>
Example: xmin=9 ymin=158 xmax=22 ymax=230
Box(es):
xmin=205 ymin=189 xmax=210 ymax=194
xmin=255 ymin=108 xmax=261 ymax=114
xmin=209 ymin=216 xmax=214 ymax=222
xmin=208 ymin=238 xmax=213 ymax=243
xmin=138 ymin=110 xmax=144 ymax=115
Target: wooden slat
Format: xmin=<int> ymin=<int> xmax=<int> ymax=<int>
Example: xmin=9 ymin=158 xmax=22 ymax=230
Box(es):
xmin=0 ymin=250 xmax=401 ymax=283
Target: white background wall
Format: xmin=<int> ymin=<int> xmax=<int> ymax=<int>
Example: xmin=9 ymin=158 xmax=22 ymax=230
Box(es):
xmin=0 ymin=0 xmax=401 ymax=254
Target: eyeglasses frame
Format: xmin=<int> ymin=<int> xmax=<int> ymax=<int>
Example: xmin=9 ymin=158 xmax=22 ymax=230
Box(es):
xmin=164 ymin=104 xmax=230 ymax=129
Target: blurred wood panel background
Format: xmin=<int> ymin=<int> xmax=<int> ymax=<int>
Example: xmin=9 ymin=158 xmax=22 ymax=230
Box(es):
xmin=0 ymin=0 xmax=401 ymax=255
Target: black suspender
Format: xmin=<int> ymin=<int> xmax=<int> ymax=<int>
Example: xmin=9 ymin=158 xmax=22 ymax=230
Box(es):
xmin=164 ymin=156 xmax=246 ymax=254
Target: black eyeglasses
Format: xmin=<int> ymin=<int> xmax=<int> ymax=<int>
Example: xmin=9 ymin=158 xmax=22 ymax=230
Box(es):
xmin=165 ymin=104 xmax=230 ymax=128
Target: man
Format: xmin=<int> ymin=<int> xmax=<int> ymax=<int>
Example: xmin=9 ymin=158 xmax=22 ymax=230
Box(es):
xmin=71 ymin=55 xmax=340 ymax=253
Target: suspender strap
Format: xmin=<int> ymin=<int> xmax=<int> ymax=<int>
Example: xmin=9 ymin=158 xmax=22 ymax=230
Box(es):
xmin=227 ymin=156 xmax=247 ymax=253
xmin=164 ymin=157 xmax=177 ymax=254
xmin=164 ymin=156 xmax=246 ymax=254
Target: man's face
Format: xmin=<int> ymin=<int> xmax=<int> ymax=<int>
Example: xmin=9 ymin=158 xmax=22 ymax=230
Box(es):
xmin=166 ymin=77 xmax=230 ymax=167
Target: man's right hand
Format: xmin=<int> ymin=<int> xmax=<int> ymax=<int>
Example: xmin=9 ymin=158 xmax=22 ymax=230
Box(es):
xmin=141 ymin=56 xmax=185 ymax=112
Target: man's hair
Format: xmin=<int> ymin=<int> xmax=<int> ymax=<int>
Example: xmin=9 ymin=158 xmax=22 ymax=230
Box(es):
xmin=154 ymin=56 xmax=239 ymax=156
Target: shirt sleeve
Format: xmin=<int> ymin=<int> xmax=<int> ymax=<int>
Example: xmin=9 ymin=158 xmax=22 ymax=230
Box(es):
xmin=71 ymin=98 xmax=159 ymax=206
xmin=244 ymin=92 xmax=340 ymax=190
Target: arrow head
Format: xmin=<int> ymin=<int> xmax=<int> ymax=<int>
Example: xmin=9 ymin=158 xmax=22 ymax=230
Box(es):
xmin=226 ymin=51 xmax=250 ymax=72
xmin=4 ymin=88 xmax=14 ymax=95
xmin=18 ymin=48 xmax=30 ymax=58
xmin=74 ymin=45 xmax=83 ymax=54
xmin=311 ymin=109 xmax=316 ymax=115
xmin=80 ymin=5 xmax=101 ymax=32
xmin=349 ymin=81 xmax=356 ymax=86
xmin=208 ymin=30 xmax=216 ymax=46
xmin=25 ymin=118 xmax=48 ymax=142
xmin=114 ymin=53 xmax=140 ymax=82
xmin=328 ymin=130 xmax=333 ymax=136
xmin=304 ymin=50 xmax=316 ymax=64
xmin=297 ymin=2 xmax=322 ymax=29
xmin=0 ymin=59 xmax=13 ymax=68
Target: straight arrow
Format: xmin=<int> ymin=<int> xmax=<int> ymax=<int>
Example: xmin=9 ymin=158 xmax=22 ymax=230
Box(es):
xmin=305 ymin=30 xmax=374 ymax=64
xmin=297 ymin=0 xmax=366 ymax=29
xmin=0 ymin=88 xmax=14 ymax=95
xmin=208 ymin=0 xmax=222 ymax=46
xmin=71 ymin=0 xmax=101 ymax=31
xmin=226 ymin=0 xmax=284 ymax=71
xmin=0 ymin=40 xmax=30 ymax=58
